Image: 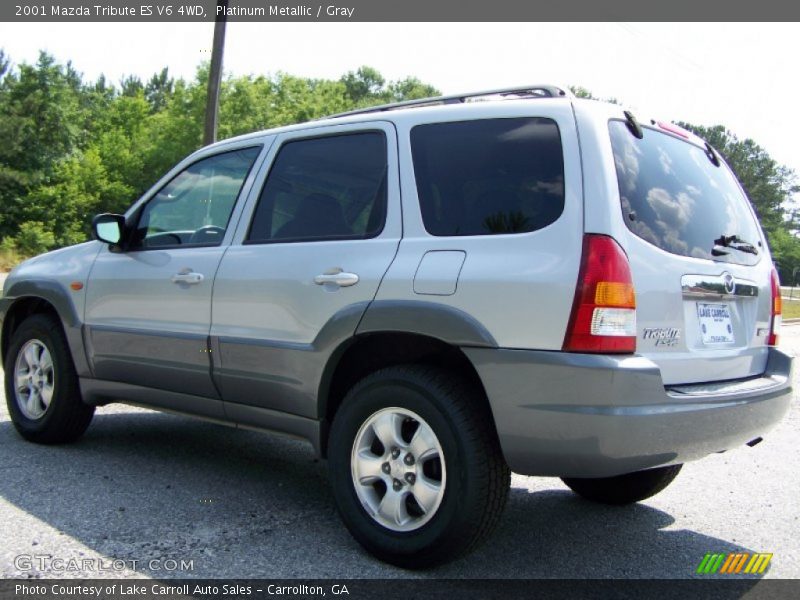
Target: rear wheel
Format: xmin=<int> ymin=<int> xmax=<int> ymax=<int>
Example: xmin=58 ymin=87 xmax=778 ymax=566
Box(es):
xmin=561 ymin=464 xmax=682 ymax=505
xmin=328 ymin=365 xmax=510 ymax=568
xmin=4 ymin=314 xmax=94 ymax=444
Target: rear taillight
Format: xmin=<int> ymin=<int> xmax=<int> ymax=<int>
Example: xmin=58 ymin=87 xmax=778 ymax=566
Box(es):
xmin=768 ymin=268 xmax=782 ymax=346
xmin=563 ymin=234 xmax=637 ymax=353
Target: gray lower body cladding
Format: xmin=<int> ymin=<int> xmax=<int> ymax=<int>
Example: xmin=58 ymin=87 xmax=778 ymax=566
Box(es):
xmin=464 ymin=346 xmax=793 ymax=478
xmin=79 ymin=377 xmax=322 ymax=455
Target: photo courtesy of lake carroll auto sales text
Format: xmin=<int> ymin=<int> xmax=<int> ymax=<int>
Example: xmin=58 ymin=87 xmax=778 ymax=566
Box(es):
xmin=14 ymin=584 xmax=352 ymax=597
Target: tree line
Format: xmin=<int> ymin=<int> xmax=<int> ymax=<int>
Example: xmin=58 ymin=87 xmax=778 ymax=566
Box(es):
xmin=0 ymin=52 xmax=435 ymax=265
xmin=1 ymin=51 xmax=798 ymax=282
xmin=676 ymin=123 xmax=800 ymax=283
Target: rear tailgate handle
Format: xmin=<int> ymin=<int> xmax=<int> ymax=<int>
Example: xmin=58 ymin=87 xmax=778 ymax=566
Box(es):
xmin=171 ymin=269 xmax=204 ymax=285
xmin=314 ymin=268 xmax=359 ymax=288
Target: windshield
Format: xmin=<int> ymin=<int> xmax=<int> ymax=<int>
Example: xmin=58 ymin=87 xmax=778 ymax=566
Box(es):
xmin=609 ymin=120 xmax=762 ymax=266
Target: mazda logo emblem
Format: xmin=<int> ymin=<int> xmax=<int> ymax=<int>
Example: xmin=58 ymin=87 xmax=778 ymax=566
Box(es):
xmin=722 ymin=272 xmax=736 ymax=294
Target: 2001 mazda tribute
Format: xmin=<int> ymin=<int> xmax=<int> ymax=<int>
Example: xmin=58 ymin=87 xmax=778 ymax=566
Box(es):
xmin=1 ymin=85 xmax=792 ymax=567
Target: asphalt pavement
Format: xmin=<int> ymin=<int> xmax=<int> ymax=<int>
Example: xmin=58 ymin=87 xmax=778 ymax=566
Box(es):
xmin=0 ymin=307 xmax=798 ymax=579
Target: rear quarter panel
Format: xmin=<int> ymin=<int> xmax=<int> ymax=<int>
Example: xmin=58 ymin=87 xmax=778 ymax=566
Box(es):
xmin=373 ymin=101 xmax=584 ymax=350
xmin=573 ymin=100 xmax=774 ymax=384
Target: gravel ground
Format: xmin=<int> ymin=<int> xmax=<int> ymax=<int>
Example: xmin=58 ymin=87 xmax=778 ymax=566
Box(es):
xmin=0 ymin=311 xmax=797 ymax=579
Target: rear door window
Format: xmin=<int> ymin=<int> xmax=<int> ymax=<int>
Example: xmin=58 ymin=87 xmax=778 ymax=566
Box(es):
xmin=246 ymin=132 xmax=387 ymax=243
xmin=609 ymin=120 xmax=762 ymax=265
xmin=411 ymin=118 xmax=565 ymax=236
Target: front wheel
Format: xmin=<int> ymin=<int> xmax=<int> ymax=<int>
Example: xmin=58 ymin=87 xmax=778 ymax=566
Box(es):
xmin=4 ymin=314 xmax=94 ymax=444
xmin=561 ymin=464 xmax=682 ymax=505
xmin=328 ymin=365 xmax=510 ymax=568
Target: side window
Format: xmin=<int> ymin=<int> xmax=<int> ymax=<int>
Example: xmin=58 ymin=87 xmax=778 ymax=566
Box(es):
xmin=132 ymin=146 xmax=261 ymax=249
xmin=411 ymin=118 xmax=565 ymax=236
xmin=246 ymin=132 xmax=387 ymax=244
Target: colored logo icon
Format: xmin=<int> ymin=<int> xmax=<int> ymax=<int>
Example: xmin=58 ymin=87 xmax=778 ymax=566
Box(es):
xmin=697 ymin=552 xmax=772 ymax=574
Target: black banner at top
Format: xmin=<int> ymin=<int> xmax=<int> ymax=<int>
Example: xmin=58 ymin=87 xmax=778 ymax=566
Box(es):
xmin=3 ymin=0 xmax=800 ymax=22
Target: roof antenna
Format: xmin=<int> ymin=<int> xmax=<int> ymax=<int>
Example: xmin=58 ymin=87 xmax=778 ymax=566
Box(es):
xmin=623 ymin=111 xmax=644 ymax=139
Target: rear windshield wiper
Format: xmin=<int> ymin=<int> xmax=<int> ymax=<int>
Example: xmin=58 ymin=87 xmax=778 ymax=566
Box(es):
xmin=705 ymin=142 xmax=721 ymax=167
xmin=713 ymin=234 xmax=759 ymax=256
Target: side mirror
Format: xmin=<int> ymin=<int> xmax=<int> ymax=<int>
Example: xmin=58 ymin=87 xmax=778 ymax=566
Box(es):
xmin=92 ymin=213 xmax=125 ymax=246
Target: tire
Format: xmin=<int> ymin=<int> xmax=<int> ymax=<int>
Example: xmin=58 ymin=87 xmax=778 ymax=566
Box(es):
xmin=4 ymin=313 xmax=94 ymax=444
xmin=328 ymin=365 xmax=510 ymax=568
xmin=561 ymin=464 xmax=682 ymax=505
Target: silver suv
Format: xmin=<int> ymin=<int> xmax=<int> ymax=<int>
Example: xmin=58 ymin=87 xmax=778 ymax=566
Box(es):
xmin=1 ymin=85 xmax=792 ymax=567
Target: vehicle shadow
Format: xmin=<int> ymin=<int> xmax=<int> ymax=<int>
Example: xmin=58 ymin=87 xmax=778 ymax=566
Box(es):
xmin=0 ymin=408 xmax=765 ymax=581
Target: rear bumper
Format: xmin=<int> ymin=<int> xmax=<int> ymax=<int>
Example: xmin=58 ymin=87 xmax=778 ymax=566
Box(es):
xmin=464 ymin=347 xmax=793 ymax=477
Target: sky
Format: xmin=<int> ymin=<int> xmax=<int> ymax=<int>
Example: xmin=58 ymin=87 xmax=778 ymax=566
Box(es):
xmin=0 ymin=22 xmax=798 ymax=177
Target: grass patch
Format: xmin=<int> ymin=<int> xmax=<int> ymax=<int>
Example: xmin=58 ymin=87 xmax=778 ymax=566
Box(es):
xmin=782 ymin=299 xmax=800 ymax=320
xmin=0 ymin=246 xmax=21 ymax=272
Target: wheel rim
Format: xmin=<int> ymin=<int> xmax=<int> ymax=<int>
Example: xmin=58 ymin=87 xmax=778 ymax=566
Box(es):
xmin=351 ymin=407 xmax=446 ymax=532
xmin=14 ymin=339 xmax=55 ymax=420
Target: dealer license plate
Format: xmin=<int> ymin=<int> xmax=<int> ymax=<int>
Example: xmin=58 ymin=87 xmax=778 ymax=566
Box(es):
xmin=697 ymin=302 xmax=734 ymax=344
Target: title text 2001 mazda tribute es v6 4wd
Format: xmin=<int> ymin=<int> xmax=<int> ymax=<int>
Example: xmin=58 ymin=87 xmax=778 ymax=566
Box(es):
xmin=1 ymin=85 xmax=792 ymax=567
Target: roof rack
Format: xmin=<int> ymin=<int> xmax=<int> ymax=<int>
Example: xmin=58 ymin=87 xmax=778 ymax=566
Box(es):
xmin=322 ymin=84 xmax=572 ymax=120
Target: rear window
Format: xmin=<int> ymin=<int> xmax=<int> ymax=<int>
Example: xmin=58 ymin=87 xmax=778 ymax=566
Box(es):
xmin=609 ymin=120 xmax=762 ymax=266
xmin=411 ymin=118 xmax=565 ymax=236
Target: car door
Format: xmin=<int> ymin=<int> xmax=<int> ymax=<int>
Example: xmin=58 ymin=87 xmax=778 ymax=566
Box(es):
xmin=211 ymin=122 xmax=401 ymax=422
xmin=84 ymin=144 xmax=264 ymax=412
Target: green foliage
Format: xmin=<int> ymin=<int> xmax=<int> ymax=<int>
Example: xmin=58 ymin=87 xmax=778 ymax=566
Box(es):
xmin=0 ymin=237 xmax=20 ymax=271
xmin=386 ymin=77 xmax=439 ymax=102
xmin=766 ymin=228 xmax=800 ymax=284
xmin=678 ymin=123 xmax=799 ymax=232
xmin=14 ymin=221 xmax=55 ymax=256
xmin=145 ymin=68 xmax=174 ymax=112
xmin=0 ymin=50 xmax=9 ymax=82
xmin=0 ymin=52 xmax=98 ymax=250
xmin=4 ymin=54 xmax=798 ymax=281
xmin=341 ymin=66 xmax=385 ymax=104
xmin=341 ymin=66 xmax=439 ymax=106
xmin=569 ymin=86 xmax=620 ymax=105
xmin=678 ymin=122 xmax=800 ymax=280
xmin=0 ymin=51 xmax=440 ymax=263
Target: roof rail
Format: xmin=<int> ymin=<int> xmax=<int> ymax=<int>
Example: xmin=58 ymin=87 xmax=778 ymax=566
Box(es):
xmin=321 ymin=84 xmax=572 ymax=120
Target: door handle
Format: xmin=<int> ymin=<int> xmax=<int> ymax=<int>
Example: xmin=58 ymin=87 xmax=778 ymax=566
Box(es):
xmin=314 ymin=268 xmax=359 ymax=288
xmin=171 ymin=269 xmax=204 ymax=285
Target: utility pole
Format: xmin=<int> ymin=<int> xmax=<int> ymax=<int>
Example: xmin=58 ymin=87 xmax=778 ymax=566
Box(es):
xmin=203 ymin=0 xmax=228 ymax=146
